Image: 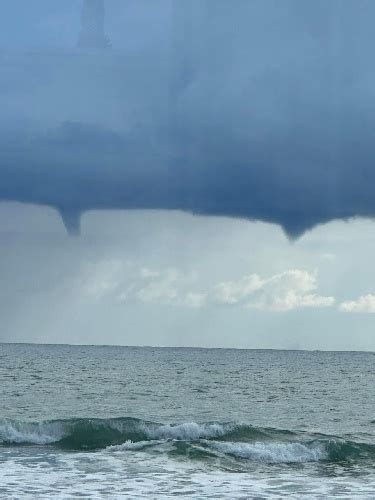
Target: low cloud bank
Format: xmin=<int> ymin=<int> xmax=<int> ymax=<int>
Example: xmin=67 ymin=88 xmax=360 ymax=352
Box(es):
xmin=80 ymin=259 xmax=375 ymax=314
xmin=80 ymin=262 xmax=334 ymax=312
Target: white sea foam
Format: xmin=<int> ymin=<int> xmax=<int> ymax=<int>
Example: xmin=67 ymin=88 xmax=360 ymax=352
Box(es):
xmin=209 ymin=441 xmax=327 ymax=463
xmin=0 ymin=419 xmax=67 ymax=445
xmin=107 ymin=440 xmax=161 ymax=451
xmin=144 ymin=422 xmax=228 ymax=441
xmin=0 ymin=447 xmax=372 ymax=499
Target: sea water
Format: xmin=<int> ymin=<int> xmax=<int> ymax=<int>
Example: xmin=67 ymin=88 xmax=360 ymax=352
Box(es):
xmin=0 ymin=344 xmax=374 ymax=498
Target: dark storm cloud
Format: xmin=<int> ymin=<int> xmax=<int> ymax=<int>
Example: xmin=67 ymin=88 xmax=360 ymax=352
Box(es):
xmin=1 ymin=0 xmax=375 ymax=237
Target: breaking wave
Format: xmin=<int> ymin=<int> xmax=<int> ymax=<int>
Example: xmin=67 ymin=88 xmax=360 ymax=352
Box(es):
xmin=0 ymin=417 xmax=373 ymax=464
xmin=209 ymin=441 xmax=327 ymax=463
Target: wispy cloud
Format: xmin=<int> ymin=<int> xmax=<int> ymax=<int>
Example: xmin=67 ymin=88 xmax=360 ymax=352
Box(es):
xmin=81 ymin=261 xmax=200 ymax=307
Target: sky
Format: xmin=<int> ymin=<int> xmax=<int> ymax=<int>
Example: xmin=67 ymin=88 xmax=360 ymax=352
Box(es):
xmin=1 ymin=1 xmax=375 ymax=350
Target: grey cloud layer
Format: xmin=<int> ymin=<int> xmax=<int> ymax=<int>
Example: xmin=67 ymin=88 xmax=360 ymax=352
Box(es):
xmin=1 ymin=0 xmax=375 ymax=237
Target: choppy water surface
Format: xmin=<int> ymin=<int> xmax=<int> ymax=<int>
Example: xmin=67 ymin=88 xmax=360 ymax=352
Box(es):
xmin=1 ymin=344 xmax=374 ymax=498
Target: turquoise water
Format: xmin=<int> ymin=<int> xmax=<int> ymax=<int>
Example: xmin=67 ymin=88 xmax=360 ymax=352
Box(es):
xmin=1 ymin=344 xmax=375 ymax=498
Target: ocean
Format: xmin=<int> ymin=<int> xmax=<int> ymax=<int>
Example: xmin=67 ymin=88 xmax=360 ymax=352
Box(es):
xmin=0 ymin=343 xmax=374 ymax=498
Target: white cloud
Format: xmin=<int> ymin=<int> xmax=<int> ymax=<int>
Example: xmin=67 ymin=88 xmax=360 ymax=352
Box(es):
xmin=339 ymin=294 xmax=375 ymax=313
xmin=80 ymin=260 xmax=125 ymax=299
xmin=124 ymin=269 xmax=207 ymax=308
xmin=135 ymin=269 xmax=179 ymax=304
xmin=80 ymin=262 xmax=204 ymax=307
xmin=212 ymin=270 xmax=335 ymax=312
xmin=80 ymin=261 xmax=334 ymax=312
xmin=184 ymin=292 xmax=207 ymax=308
xmin=213 ymin=275 xmax=264 ymax=304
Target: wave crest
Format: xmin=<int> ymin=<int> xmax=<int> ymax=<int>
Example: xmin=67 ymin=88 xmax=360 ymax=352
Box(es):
xmin=0 ymin=417 xmax=373 ymax=464
xmin=0 ymin=418 xmax=229 ymax=449
xmin=144 ymin=422 xmax=227 ymax=441
xmin=210 ymin=441 xmax=327 ymax=463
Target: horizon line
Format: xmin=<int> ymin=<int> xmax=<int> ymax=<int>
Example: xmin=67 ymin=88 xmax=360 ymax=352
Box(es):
xmin=0 ymin=341 xmax=373 ymax=354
